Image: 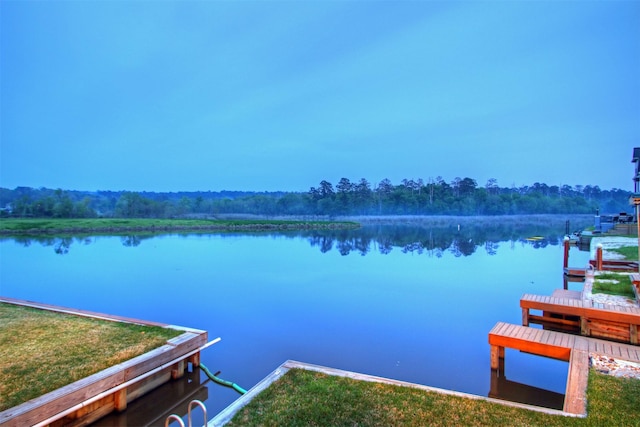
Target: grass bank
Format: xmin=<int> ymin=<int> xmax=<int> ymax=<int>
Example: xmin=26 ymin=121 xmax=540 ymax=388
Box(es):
xmin=592 ymin=272 xmax=636 ymax=299
xmin=0 ymin=218 xmax=359 ymax=236
xmin=609 ymin=245 xmax=639 ymax=261
xmin=226 ymin=368 xmax=640 ymax=426
xmin=0 ymin=303 xmax=181 ymax=411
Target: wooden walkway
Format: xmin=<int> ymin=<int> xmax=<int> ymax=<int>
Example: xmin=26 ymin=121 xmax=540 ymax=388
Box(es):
xmin=520 ymin=293 xmax=640 ymax=344
xmin=489 ymin=321 xmax=640 ymax=416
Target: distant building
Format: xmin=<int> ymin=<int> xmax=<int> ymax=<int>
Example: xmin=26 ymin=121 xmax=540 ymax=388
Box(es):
xmin=595 ymin=147 xmax=639 ymax=234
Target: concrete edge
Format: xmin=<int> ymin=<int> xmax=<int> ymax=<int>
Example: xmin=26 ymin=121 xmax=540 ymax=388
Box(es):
xmin=208 ymin=359 xmax=583 ymax=426
xmin=208 ymin=363 xmax=292 ymax=426
xmin=0 ymin=297 xmax=205 ymax=334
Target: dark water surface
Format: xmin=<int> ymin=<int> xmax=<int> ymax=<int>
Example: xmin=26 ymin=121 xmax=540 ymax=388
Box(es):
xmin=0 ymin=221 xmax=592 ymax=424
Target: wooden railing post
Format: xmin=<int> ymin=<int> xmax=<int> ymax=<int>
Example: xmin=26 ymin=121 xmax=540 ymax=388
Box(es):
xmin=596 ymin=243 xmax=603 ymax=271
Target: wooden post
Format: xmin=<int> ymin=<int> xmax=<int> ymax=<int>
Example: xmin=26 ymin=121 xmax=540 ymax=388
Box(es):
xmin=581 ymin=317 xmax=589 ymax=337
xmin=171 ymin=360 xmax=185 ymax=379
xmin=563 ymin=237 xmax=570 ymax=269
xmin=631 ymin=325 xmax=638 ymax=345
xmin=522 ymin=307 xmax=529 ymax=326
xmin=188 ymin=351 xmax=201 ymax=368
xmin=637 ymin=203 xmax=640 ymax=273
xmin=490 ymin=345 xmax=504 ymax=370
xmin=114 ymin=389 xmax=127 ymax=412
xmin=596 ymin=244 xmax=603 ymax=271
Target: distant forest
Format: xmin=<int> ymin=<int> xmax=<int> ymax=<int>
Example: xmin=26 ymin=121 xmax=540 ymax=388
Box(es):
xmin=0 ymin=177 xmax=633 ymax=219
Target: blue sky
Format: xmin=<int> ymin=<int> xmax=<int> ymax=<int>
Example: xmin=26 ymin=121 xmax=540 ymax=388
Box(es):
xmin=1 ymin=1 xmax=638 ymax=192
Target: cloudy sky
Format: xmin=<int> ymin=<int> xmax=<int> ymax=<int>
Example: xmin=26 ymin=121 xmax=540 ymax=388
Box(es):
xmin=1 ymin=0 xmax=638 ymax=193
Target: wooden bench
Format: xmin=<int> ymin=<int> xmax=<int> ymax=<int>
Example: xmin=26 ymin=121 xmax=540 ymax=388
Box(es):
xmin=520 ymin=294 xmax=640 ymax=345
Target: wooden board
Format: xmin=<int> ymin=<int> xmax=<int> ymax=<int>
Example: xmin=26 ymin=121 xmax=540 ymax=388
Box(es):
xmin=552 ymin=289 xmax=582 ymax=299
xmin=563 ymin=349 xmax=589 ymax=415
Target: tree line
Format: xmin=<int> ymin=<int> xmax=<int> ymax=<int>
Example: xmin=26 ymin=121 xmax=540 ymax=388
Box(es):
xmin=0 ymin=177 xmax=632 ymax=219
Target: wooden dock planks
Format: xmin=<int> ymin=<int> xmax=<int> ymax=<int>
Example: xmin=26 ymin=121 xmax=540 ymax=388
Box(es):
xmin=489 ymin=322 xmax=572 ymax=366
xmin=552 ymin=289 xmax=582 ymax=300
xmin=520 ymin=293 xmax=640 ymax=344
xmin=489 ymin=321 xmax=640 ymax=416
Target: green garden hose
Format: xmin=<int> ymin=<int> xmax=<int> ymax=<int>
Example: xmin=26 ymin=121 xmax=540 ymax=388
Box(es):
xmin=200 ymin=363 xmax=247 ymax=395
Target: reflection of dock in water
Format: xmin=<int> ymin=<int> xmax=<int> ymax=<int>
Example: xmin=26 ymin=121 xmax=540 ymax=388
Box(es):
xmin=488 ymin=368 xmax=564 ymax=410
xmin=92 ymin=368 xmax=209 ymax=427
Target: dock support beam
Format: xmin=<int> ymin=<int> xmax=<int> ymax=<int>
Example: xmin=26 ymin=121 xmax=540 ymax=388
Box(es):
xmin=522 ymin=308 xmax=529 ymax=327
xmin=171 ymin=360 xmax=185 ymax=380
xmin=114 ymin=389 xmax=127 ymax=412
xmin=563 ymin=237 xmax=570 ymax=269
xmin=580 ymin=318 xmax=589 ymax=337
xmin=188 ymin=352 xmax=201 ymax=368
xmin=490 ymin=345 xmax=505 ymax=371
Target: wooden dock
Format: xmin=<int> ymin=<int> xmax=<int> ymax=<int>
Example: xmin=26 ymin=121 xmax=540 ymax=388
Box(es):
xmin=489 ymin=321 xmax=640 ymax=416
xmin=0 ymin=298 xmax=216 ymax=427
xmin=520 ymin=293 xmax=640 ymax=344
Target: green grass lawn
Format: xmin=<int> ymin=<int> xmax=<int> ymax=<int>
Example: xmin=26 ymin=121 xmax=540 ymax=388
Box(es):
xmin=609 ymin=245 xmax=639 ymax=261
xmin=226 ymin=368 xmax=640 ymax=427
xmin=0 ymin=303 xmax=182 ymax=411
xmin=592 ymin=272 xmax=636 ymax=299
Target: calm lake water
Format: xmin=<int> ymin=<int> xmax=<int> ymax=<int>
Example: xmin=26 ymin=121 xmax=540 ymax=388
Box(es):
xmin=0 ymin=218 xmax=593 ymax=424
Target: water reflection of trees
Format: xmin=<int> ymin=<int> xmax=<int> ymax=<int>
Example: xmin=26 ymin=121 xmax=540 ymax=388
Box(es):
xmin=2 ymin=217 xmax=588 ymax=256
xmin=302 ymin=222 xmax=574 ymax=257
xmin=3 ymin=234 xmax=155 ymax=255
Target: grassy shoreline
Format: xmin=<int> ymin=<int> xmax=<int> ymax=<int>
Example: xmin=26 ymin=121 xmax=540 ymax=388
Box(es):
xmin=226 ymin=368 xmax=640 ymax=426
xmin=0 ymin=218 xmax=360 ymax=236
xmin=0 ymin=303 xmax=181 ymax=411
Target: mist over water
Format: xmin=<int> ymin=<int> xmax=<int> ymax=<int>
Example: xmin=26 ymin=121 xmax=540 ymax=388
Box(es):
xmin=0 ymin=217 xmax=593 ymax=422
